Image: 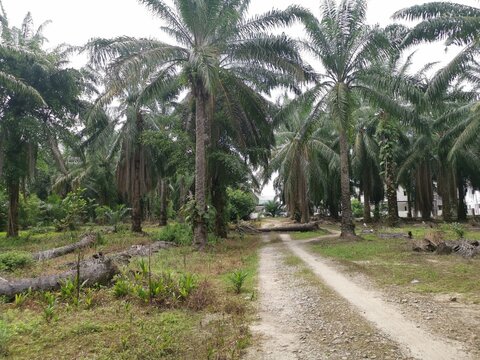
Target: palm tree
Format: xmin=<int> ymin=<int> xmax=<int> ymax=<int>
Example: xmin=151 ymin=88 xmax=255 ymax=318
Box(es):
xmin=87 ymin=0 xmax=309 ymax=247
xmin=0 ymin=8 xmax=83 ymax=237
xmin=394 ymin=2 xmax=480 ymax=158
xmin=297 ymin=0 xmax=390 ymax=236
xmin=352 ymin=106 xmax=382 ymax=223
xmin=269 ymin=98 xmax=338 ymax=223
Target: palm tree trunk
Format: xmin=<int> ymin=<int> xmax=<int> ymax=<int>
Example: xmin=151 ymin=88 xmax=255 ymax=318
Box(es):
xmin=374 ymin=201 xmax=380 ymax=221
xmin=339 ymin=130 xmax=355 ymax=237
xmin=131 ymin=112 xmax=143 ymax=233
xmin=212 ymin=184 xmax=228 ymax=238
xmin=457 ymin=175 xmax=467 ymax=221
xmin=363 ymin=189 xmax=371 ymax=223
xmin=158 ymin=178 xmax=168 ymax=226
xmin=7 ymin=179 xmax=19 ymax=238
xmin=385 ymin=162 xmax=399 ymax=226
xmin=194 ymin=88 xmax=208 ymax=248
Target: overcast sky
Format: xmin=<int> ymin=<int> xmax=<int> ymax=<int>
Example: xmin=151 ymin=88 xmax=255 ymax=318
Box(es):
xmin=4 ymin=0 xmax=477 ymax=198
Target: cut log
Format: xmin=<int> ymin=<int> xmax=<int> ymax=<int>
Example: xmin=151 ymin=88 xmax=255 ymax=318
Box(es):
xmin=258 ymin=223 xmax=320 ymax=233
xmin=0 ymin=257 xmax=118 ymax=298
xmin=32 ymin=233 xmax=97 ymax=261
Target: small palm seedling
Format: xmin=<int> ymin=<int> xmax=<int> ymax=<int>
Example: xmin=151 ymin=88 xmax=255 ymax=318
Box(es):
xmin=178 ymin=273 xmax=197 ymax=300
xmin=228 ymin=270 xmax=249 ymax=294
xmin=14 ymin=292 xmax=28 ymax=308
xmin=106 ymin=205 xmax=130 ymax=233
xmin=43 ymin=304 xmax=55 ymax=323
xmin=113 ymin=277 xmax=131 ymax=298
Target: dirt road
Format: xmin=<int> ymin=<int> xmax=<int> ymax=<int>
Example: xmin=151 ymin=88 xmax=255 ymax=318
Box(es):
xmin=245 ymin=233 xmax=474 ymax=360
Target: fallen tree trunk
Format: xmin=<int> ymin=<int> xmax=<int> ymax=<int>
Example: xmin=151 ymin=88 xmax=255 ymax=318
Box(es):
xmin=32 ymin=233 xmax=97 ymax=261
xmin=1 ymin=241 xmax=175 ymax=298
xmin=258 ymin=223 xmax=319 ymax=233
xmin=0 ymin=257 xmax=118 ymax=298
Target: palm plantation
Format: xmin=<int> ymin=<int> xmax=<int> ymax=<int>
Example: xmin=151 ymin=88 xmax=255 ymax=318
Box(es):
xmin=1 ymin=0 xmax=480 ymax=358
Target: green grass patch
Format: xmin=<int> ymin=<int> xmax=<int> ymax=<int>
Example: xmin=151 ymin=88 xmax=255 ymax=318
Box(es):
xmin=310 ymin=229 xmax=480 ymax=302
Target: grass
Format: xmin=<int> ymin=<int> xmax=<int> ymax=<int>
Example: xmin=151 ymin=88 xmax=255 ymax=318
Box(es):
xmin=289 ymin=229 xmax=329 ymax=240
xmin=309 ymin=226 xmax=480 ymax=303
xmin=0 ymin=225 xmax=260 ymax=359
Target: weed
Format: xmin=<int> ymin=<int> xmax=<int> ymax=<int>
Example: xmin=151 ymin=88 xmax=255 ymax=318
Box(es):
xmin=43 ymin=304 xmax=55 ymax=323
xmin=450 ymin=222 xmax=465 ymax=239
xmin=228 ymin=269 xmax=248 ymax=294
xmin=43 ymin=291 xmax=56 ymax=307
xmin=186 ymin=280 xmax=215 ymax=311
xmin=84 ymin=289 xmax=94 ymax=309
xmin=14 ymin=292 xmax=28 ymax=308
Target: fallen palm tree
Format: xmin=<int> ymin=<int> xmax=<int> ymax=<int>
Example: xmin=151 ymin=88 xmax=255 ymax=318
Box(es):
xmin=235 ymin=221 xmax=320 ymax=234
xmin=0 ymin=241 xmax=175 ymax=298
xmin=412 ymin=232 xmax=480 ymax=258
xmin=32 ymin=233 xmax=98 ymax=261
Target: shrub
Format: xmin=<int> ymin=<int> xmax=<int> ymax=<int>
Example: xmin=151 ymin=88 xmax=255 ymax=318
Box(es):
xmin=351 ymin=199 xmax=364 ymax=218
xmin=264 ymin=200 xmax=283 ymax=217
xmin=227 ymin=188 xmax=257 ymax=222
xmin=54 ymin=188 xmax=90 ymax=231
xmin=156 ymin=223 xmax=192 ymax=245
xmin=0 ymin=251 xmax=33 ymax=272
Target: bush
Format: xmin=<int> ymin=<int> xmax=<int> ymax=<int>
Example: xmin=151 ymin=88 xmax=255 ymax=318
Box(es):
xmin=156 ymin=223 xmax=192 ymax=245
xmin=0 ymin=251 xmax=33 ymax=272
xmin=351 ymin=199 xmax=364 ymax=218
xmin=54 ymin=188 xmax=90 ymax=231
xmin=227 ymin=188 xmax=257 ymax=222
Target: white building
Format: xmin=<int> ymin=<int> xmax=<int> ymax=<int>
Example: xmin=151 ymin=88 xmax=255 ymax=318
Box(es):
xmin=465 ymin=187 xmax=480 ymax=216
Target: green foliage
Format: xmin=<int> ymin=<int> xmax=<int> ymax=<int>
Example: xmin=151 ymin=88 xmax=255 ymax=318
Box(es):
xmin=105 ymin=205 xmax=130 ymax=232
xmin=228 ymin=270 xmax=249 ymax=294
xmin=351 ymin=199 xmax=364 ymax=218
xmin=156 ymin=223 xmax=192 ymax=246
xmin=449 ymin=222 xmax=465 ymax=239
xmin=0 ymin=251 xmax=33 ymax=272
xmin=178 ymin=273 xmax=197 ymax=300
xmin=18 ymin=194 xmax=42 ymax=229
xmin=113 ymin=278 xmax=131 ymax=298
xmin=43 ymin=304 xmax=55 ymax=323
xmin=14 ymin=292 xmax=28 ymax=308
xmin=264 ymin=200 xmax=284 ymax=218
xmin=227 ymin=188 xmax=257 ymax=222
xmin=54 ymin=188 xmax=90 ymax=231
